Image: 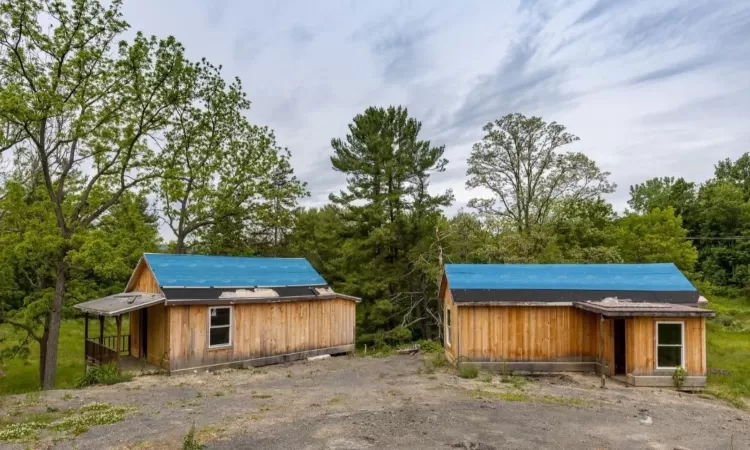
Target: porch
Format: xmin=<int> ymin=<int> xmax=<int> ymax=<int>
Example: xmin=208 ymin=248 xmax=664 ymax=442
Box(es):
xmin=75 ymin=292 xmax=166 ymax=373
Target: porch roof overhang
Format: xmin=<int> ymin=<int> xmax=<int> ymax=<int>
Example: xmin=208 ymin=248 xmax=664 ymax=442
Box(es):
xmin=574 ymin=300 xmax=715 ymax=318
xmin=74 ymin=292 xmax=165 ymax=317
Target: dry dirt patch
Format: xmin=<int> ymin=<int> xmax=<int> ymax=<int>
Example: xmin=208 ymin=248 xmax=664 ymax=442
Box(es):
xmin=0 ymin=355 xmax=747 ymax=449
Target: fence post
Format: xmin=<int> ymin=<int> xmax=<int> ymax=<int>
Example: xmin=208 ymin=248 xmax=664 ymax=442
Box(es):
xmin=115 ymin=315 xmax=122 ymax=373
xmin=84 ymin=314 xmax=89 ymax=373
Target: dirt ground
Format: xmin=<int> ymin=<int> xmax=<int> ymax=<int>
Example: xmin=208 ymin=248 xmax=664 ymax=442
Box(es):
xmin=1 ymin=354 xmax=748 ymax=450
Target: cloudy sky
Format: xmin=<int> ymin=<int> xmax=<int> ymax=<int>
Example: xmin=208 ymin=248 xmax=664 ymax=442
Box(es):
xmin=123 ymin=0 xmax=750 ymax=214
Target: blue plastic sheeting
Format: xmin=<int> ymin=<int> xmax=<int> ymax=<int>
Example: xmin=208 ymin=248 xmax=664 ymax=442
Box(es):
xmin=445 ymin=263 xmax=696 ymax=292
xmin=144 ymin=253 xmax=327 ymax=288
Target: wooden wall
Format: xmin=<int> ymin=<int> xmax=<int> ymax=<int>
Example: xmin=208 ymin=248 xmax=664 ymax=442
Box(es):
xmin=126 ymin=260 xmax=169 ymax=368
xmin=126 ymin=259 xmax=161 ymax=293
xmin=457 ymin=305 xmax=612 ymax=367
xmin=168 ymin=298 xmax=356 ymax=371
xmin=443 ymin=288 xmax=458 ymax=362
xmin=626 ymin=316 xmax=706 ymax=376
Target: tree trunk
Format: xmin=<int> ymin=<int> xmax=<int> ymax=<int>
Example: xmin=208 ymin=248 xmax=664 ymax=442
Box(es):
xmin=175 ymin=233 xmax=186 ymax=254
xmin=42 ymin=263 xmax=67 ymax=390
xmin=38 ymin=324 xmax=49 ymax=387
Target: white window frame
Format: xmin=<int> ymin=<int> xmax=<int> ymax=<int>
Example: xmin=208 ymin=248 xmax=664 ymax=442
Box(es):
xmin=208 ymin=306 xmax=233 ymax=349
xmin=445 ymin=307 xmax=451 ymax=347
xmin=655 ymin=321 xmax=685 ymax=370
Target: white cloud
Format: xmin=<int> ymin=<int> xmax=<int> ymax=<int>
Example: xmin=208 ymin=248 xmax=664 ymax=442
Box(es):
xmin=121 ymin=0 xmax=750 ymax=218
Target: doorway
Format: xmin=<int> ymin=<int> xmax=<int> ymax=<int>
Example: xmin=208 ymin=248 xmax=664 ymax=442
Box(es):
xmin=140 ymin=308 xmax=148 ymax=359
xmin=614 ymin=319 xmax=626 ymax=375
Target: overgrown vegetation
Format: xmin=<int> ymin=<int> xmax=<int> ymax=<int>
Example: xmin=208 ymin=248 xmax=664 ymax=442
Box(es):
xmin=471 ymin=388 xmax=594 ymax=407
xmin=75 ymin=363 xmax=132 ymax=388
xmin=182 ymin=423 xmax=205 ymax=450
xmin=705 ymin=294 xmax=750 ymax=408
xmin=458 ymin=363 xmax=479 ymax=379
xmin=672 ymin=366 xmax=687 ymax=389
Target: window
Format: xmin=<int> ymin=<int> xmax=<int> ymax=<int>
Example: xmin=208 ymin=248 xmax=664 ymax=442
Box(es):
xmin=656 ymin=322 xmax=684 ymax=369
xmin=445 ymin=307 xmax=451 ymax=347
xmin=208 ymin=306 xmax=232 ymax=348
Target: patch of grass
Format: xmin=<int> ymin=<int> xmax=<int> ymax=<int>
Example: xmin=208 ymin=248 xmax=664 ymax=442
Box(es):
xmin=458 ymin=363 xmax=479 ymax=379
xmin=0 ymin=318 xmax=128 ymax=394
xmin=471 ymin=388 xmax=594 ymax=407
xmin=213 ymin=391 xmax=224 ymax=397
xmin=252 ymin=393 xmax=272 ymax=399
xmin=328 ymin=395 xmax=343 ymax=405
xmin=421 ymin=352 xmax=448 ymax=374
xmin=705 ymin=295 xmax=750 ymax=408
xmin=49 ymin=402 xmax=133 ymax=436
xmin=76 ymin=362 xmax=133 ymax=388
xmin=0 ymin=402 xmax=133 ymax=443
xmin=61 ymin=393 xmax=74 ymax=400
xmin=480 ymin=372 xmax=493 ymax=383
xmin=182 ymin=423 xmax=205 ymax=450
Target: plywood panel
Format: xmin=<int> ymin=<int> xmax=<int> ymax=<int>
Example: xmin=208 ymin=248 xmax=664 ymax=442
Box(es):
xmin=626 ymin=317 xmax=705 ymax=376
xmin=458 ymin=306 xmax=613 ymax=367
xmin=168 ymin=298 xmax=356 ymax=371
xmin=129 ymin=311 xmax=141 ymax=358
xmin=145 ymin=303 xmax=169 ymax=368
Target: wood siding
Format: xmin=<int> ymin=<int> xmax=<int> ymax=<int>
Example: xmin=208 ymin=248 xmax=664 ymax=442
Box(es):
xmin=443 ymin=288 xmax=458 ymax=362
xmin=626 ymin=317 xmax=706 ymax=376
xmin=127 ymin=260 xmax=161 ymax=293
xmin=457 ymin=305 xmax=611 ymax=367
xmin=168 ymin=298 xmax=356 ymax=371
xmin=125 ymin=262 xmax=168 ymax=367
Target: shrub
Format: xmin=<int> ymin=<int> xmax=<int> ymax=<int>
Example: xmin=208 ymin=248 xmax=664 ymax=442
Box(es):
xmin=422 ymin=352 xmax=448 ymax=374
xmin=75 ymin=363 xmax=133 ymax=388
xmin=459 ymin=363 xmax=479 ymax=379
xmin=415 ymin=339 xmax=443 ymax=354
xmin=673 ymin=366 xmax=687 ymax=388
xmin=182 ymin=423 xmax=205 ymax=450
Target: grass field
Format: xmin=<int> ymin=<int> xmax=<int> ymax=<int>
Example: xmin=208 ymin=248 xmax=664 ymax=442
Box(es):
xmin=0 ymin=318 xmax=125 ymax=394
xmin=705 ymin=295 xmax=750 ymax=408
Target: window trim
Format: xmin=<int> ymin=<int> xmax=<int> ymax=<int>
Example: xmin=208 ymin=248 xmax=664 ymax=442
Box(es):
xmin=655 ymin=321 xmax=685 ymax=370
xmin=208 ymin=306 xmax=233 ymax=349
xmin=445 ymin=307 xmax=452 ymax=347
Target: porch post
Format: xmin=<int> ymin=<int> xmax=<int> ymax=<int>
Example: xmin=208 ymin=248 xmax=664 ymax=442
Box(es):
xmin=599 ymin=314 xmax=606 ymax=388
xmin=83 ymin=314 xmax=89 ymax=373
xmin=99 ymin=316 xmax=105 ymax=343
xmin=115 ymin=315 xmax=122 ymax=373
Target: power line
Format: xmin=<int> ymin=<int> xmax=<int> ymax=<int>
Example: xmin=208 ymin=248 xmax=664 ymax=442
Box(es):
xmin=684 ymin=236 xmax=750 ymax=241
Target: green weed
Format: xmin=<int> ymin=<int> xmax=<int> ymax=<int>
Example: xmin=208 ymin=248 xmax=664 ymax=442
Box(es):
xmin=459 ymin=363 xmax=479 ymax=379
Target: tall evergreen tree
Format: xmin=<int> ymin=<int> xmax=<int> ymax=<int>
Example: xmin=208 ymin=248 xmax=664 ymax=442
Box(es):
xmin=329 ymin=106 xmax=452 ymax=342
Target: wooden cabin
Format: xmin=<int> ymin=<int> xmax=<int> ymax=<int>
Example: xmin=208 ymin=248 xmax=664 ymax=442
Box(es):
xmin=440 ymin=263 xmax=714 ymax=388
xmin=75 ymin=253 xmax=359 ymax=374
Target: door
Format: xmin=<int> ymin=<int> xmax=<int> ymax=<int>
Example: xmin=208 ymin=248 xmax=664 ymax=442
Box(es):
xmin=614 ymin=319 xmax=626 ymax=375
xmin=140 ymin=308 xmax=148 ymax=359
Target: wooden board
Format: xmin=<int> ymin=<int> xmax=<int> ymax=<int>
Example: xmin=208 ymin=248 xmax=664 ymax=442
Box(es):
xmin=443 ymin=288 xmax=458 ymax=362
xmin=168 ymin=298 xmax=356 ymax=371
xmin=625 ymin=316 xmax=705 ymax=376
xmin=129 ymin=310 xmax=140 ymax=358
xmin=145 ymin=303 xmax=169 ymax=368
xmin=456 ymin=305 xmax=615 ymax=374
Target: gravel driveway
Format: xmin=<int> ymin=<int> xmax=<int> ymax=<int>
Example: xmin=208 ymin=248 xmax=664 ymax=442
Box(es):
xmin=1 ymin=354 xmax=747 ymax=449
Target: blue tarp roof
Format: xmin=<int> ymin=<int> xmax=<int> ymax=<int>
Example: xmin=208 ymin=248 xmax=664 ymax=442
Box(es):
xmin=143 ymin=253 xmax=327 ymax=288
xmin=445 ymin=263 xmax=696 ymax=292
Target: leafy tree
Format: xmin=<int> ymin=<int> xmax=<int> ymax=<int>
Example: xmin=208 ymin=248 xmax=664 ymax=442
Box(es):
xmin=627 ymin=176 xmax=698 ymax=233
xmin=0 ymin=0 xmax=190 ymax=388
xmin=615 ymin=207 xmax=698 ymax=271
xmin=551 ymin=198 xmax=621 ymax=263
xmin=156 ymin=60 xmax=305 ymax=254
xmin=466 ymin=113 xmax=614 ymax=233
xmin=694 ymin=181 xmax=750 ymax=287
xmin=329 ymin=106 xmax=452 ymax=341
xmin=0 ymin=182 xmax=159 ymax=385
xmin=714 ymin=154 xmax=750 ymax=200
